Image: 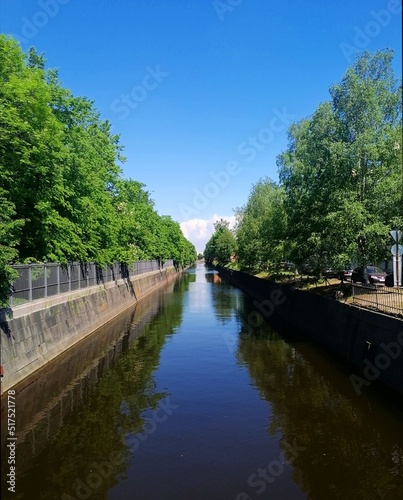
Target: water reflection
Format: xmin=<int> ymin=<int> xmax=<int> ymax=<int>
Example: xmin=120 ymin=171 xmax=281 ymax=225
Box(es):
xmin=239 ymin=329 xmax=403 ymax=497
xmin=173 ymin=268 xmax=196 ymax=291
xmin=2 ymin=265 xmax=402 ymax=499
xmin=1 ymin=274 xmax=190 ymax=499
xmin=203 ymin=270 xmax=222 ymax=284
xmin=207 ymin=273 xmax=241 ymax=325
xmin=232 ymin=285 xmax=403 ymax=499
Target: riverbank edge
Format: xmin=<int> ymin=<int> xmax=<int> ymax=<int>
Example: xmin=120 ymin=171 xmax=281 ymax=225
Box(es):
xmin=0 ymin=266 xmax=181 ymax=391
xmin=215 ymin=265 xmax=403 ymax=398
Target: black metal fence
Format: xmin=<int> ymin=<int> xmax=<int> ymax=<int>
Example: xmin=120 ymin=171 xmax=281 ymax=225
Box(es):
xmin=8 ymin=259 xmax=174 ymax=307
xmin=352 ymin=284 xmax=403 ymax=316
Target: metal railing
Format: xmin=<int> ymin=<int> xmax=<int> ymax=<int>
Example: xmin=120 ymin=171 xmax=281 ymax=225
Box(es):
xmin=8 ymin=259 xmax=174 ymax=307
xmin=352 ymin=284 xmax=403 ymax=317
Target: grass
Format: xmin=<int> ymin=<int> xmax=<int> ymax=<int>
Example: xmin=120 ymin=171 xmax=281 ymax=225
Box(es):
xmin=252 ymin=271 xmax=355 ymax=301
xmin=224 ymin=262 xmax=240 ymax=270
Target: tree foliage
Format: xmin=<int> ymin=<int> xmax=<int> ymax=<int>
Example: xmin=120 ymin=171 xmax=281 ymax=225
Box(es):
xmin=235 ymin=178 xmax=287 ymax=271
xmin=0 ymin=36 xmax=196 ymax=304
xmin=204 ymin=219 xmax=237 ymax=264
xmin=235 ymin=50 xmax=402 ymax=273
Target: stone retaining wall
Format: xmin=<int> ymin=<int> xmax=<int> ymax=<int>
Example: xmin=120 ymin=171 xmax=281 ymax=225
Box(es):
xmin=0 ymin=267 xmax=178 ymax=391
xmin=217 ymin=266 xmax=403 ymax=397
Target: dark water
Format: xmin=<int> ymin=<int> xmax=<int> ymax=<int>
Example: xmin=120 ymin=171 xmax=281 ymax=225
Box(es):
xmin=1 ymin=263 xmax=403 ymax=499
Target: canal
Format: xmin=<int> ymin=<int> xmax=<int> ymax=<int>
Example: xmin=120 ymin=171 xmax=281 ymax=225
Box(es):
xmin=1 ymin=263 xmax=403 ymax=499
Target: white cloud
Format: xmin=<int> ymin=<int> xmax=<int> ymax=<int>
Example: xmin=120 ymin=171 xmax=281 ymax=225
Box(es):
xmin=180 ymin=214 xmax=236 ymax=253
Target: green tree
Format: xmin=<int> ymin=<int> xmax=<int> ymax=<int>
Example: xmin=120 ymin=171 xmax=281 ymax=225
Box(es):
xmin=277 ymin=50 xmax=402 ymax=271
xmin=0 ymin=36 xmax=196 ymax=302
xmin=235 ymin=178 xmax=287 ymax=271
xmin=0 ymin=37 xmax=124 ymax=264
xmin=1 ymin=38 xmax=74 ymax=262
xmin=45 ymin=66 xmax=123 ymax=263
xmin=204 ymin=219 xmax=237 ymax=264
xmin=113 ymin=179 xmax=157 ymax=262
xmin=0 ymin=191 xmax=24 ymax=305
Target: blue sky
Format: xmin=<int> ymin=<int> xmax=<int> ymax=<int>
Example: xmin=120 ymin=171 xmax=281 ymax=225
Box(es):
xmin=1 ymin=0 xmax=402 ymax=251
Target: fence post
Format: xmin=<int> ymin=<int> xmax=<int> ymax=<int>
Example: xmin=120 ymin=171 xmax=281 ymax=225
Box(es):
xmin=68 ymin=263 xmax=71 ymax=292
xmin=28 ymin=263 xmax=32 ymax=301
xmin=375 ymin=285 xmax=379 ymax=310
xmin=9 ymin=284 xmax=14 ymax=308
xmin=93 ymin=263 xmax=96 ymax=285
xmin=78 ymin=263 xmax=81 ymax=290
xmin=57 ymin=264 xmax=60 ymax=294
xmin=44 ymin=262 xmax=47 ymax=298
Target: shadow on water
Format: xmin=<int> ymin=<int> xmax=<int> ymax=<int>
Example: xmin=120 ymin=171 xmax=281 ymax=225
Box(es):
xmin=0 ymin=273 xmax=192 ymax=499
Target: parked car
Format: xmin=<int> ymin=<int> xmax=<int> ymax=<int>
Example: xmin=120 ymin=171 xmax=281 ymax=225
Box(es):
xmin=351 ymin=266 xmax=387 ymax=286
xmin=324 ymin=268 xmax=339 ymax=278
xmin=385 ymin=272 xmax=396 ymax=287
xmin=298 ymin=264 xmax=313 ymax=275
xmin=282 ymin=261 xmax=296 ymax=271
xmin=337 ymin=268 xmax=353 ymax=281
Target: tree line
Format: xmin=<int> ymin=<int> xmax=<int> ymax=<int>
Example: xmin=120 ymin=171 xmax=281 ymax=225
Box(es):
xmin=0 ymin=36 xmax=196 ymax=303
xmin=205 ymin=50 xmax=402 ymax=273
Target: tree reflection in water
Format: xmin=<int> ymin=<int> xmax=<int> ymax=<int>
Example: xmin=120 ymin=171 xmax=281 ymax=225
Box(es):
xmin=6 ymin=274 xmax=191 ymax=500
xmin=234 ymin=295 xmax=403 ymax=500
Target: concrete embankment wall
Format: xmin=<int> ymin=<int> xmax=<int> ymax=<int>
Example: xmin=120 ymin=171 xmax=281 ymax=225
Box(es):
xmin=0 ymin=267 xmax=178 ymax=392
xmin=0 ymin=287 xmax=173 ymax=472
xmin=217 ymin=266 xmax=403 ymax=397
